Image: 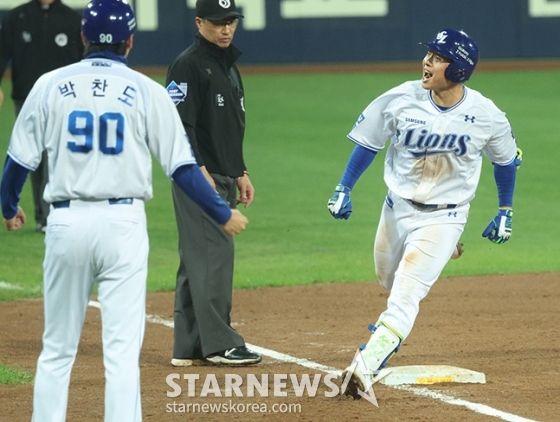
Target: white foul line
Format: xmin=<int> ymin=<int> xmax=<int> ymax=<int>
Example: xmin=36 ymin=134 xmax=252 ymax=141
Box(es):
xmin=393 ymin=385 xmax=538 ymax=422
xmin=88 ymin=300 xmax=538 ymax=422
xmin=243 ymin=343 xmax=342 ymax=376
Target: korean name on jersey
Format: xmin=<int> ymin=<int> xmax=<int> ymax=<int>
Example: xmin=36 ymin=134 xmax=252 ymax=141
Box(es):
xmin=8 ymin=57 xmax=196 ymax=203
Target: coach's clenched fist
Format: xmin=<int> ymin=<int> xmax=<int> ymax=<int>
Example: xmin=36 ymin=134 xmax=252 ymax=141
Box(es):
xmin=3 ymin=206 xmax=26 ymax=231
xmin=223 ymin=209 xmax=248 ymax=236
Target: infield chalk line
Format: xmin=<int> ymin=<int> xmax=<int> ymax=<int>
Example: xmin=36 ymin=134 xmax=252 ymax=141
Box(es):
xmin=87 ymin=300 xmax=538 ymax=422
xmin=0 ymin=281 xmax=42 ymax=293
xmin=0 ymin=281 xmax=23 ymax=290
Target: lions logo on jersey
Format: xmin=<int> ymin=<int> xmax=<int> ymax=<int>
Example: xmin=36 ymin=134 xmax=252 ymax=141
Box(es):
xmin=402 ymin=128 xmax=471 ymax=157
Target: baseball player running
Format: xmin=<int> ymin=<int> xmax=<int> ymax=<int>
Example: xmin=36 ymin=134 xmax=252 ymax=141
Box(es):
xmin=0 ymin=1 xmax=247 ymax=420
xmin=327 ymin=28 xmax=522 ymax=399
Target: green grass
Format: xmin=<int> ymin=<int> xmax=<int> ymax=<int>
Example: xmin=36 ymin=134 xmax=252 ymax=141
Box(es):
xmin=0 ymin=363 xmax=33 ymax=385
xmin=1 ymin=69 xmax=559 ymax=300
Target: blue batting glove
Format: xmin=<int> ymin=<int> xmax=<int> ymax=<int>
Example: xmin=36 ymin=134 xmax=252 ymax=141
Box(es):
xmin=327 ymin=184 xmax=352 ymax=220
xmin=482 ymin=209 xmax=513 ymax=244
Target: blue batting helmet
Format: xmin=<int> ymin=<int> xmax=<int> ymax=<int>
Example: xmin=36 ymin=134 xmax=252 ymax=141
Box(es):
xmin=82 ymin=0 xmax=137 ymax=44
xmin=421 ymin=28 xmax=479 ymax=83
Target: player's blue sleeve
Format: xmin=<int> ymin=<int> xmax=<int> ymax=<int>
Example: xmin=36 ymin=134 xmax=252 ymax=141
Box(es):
xmin=172 ymin=164 xmax=232 ymax=225
xmin=340 ymin=145 xmax=377 ymax=189
xmin=493 ymin=161 xmax=516 ymax=207
xmin=1 ymin=156 xmax=30 ymax=219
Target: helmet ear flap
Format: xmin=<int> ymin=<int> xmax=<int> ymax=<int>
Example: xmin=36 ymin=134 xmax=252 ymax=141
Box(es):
xmin=445 ymin=64 xmax=467 ymax=84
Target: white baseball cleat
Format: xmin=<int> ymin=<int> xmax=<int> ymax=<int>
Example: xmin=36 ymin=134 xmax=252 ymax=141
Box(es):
xmin=171 ymin=358 xmax=198 ymax=367
xmin=341 ymin=324 xmax=402 ymax=400
xmin=341 ymin=365 xmax=369 ymax=400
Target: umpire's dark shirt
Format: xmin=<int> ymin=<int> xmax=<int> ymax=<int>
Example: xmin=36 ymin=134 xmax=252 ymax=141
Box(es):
xmin=0 ymin=0 xmax=83 ymax=101
xmin=166 ymin=33 xmax=246 ymax=178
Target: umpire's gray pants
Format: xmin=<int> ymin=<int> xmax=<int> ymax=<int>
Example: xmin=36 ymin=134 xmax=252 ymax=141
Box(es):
xmin=171 ymin=174 xmax=245 ymax=359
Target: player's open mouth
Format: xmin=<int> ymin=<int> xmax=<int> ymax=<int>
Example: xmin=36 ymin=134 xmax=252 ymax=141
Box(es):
xmin=422 ymin=70 xmax=432 ymax=82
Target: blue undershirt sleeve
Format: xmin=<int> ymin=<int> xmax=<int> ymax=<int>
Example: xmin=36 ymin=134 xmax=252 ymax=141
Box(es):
xmin=1 ymin=156 xmax=30 ymax=219
xmin=340 ymin=145 xmax=377 ymax=189
xmin=171 ymin=164 xmax=232 ymax=225
xmin=494 ymin=161 xmax=516 ymax=207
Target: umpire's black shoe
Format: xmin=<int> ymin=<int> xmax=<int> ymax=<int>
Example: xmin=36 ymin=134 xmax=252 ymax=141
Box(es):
xmin=206 ymin=346 xmax=262 ymax=365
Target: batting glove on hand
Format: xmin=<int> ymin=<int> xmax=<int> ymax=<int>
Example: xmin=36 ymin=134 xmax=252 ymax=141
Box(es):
xmin=327 ymin=184 xmax=353 ymax=219
xmin=482 ymin=209 xmax=513 ymax=244
xmin=514 ymin=147 xmax=523 ymax=170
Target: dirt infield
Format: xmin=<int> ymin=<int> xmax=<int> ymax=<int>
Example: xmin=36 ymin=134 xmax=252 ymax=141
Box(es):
xmin=1 ymin=272 xmax=559 ymax=421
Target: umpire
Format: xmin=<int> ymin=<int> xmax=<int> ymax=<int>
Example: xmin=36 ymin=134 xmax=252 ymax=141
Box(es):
xmin=0 ymin=0 xmax=83 ymax=233
xmin=165 ymin=0 xmax=261 ymax=366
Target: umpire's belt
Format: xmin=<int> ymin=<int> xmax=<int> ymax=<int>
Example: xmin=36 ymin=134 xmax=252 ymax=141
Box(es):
xmin=407 ymin=199 xmax=457 ymax=210
xmin=52 ymin=198 xmax=134 ymax=209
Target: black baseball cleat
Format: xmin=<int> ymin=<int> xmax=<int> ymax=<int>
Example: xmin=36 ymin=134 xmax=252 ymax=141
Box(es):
xmin=206 ymin=346 xmax=262 ymax=365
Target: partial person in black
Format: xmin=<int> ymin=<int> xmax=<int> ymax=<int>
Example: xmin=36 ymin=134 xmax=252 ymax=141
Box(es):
xmin=0 ymin=0 xmax=83 ymax=233
xmin=165 ymin=0 xmax=261 ymax=366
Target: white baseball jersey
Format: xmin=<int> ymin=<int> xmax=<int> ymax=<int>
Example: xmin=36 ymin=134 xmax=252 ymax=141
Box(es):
xmin=348 ymin=80 xmax=517 ymax=205
xmin=8 ymin=57 xmax=195 ymax=203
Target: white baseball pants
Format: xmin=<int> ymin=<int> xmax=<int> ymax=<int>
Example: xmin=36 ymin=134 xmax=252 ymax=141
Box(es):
xmin=32 ymin=199 xmax=148 ymax=422
xmin=374 ymin=192 xmax=468 ymax=339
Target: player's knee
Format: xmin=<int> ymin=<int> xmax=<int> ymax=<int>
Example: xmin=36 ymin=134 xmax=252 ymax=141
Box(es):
xmin=377 ymin=274 xmax=393 ymax=290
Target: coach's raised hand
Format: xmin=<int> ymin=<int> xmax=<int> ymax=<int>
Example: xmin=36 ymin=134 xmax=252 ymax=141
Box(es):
xmin=327 ymin=184 xmax=353 ymax=220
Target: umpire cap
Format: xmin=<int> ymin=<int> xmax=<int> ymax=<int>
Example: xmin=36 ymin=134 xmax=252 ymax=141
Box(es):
xmin=196 ymin=0 xmax=244 ymax=20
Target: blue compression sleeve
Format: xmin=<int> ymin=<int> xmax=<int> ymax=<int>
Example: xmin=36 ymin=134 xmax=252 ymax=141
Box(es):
xmin=172 ymin=164 xmax=232 ymax=225
xmin=494 ymin=162 xmax=516 ymax=207
xmin=1 ymin=156 xmax=30 ymax=219
xmin=339 ymin=145 xmax=377 ymax=189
